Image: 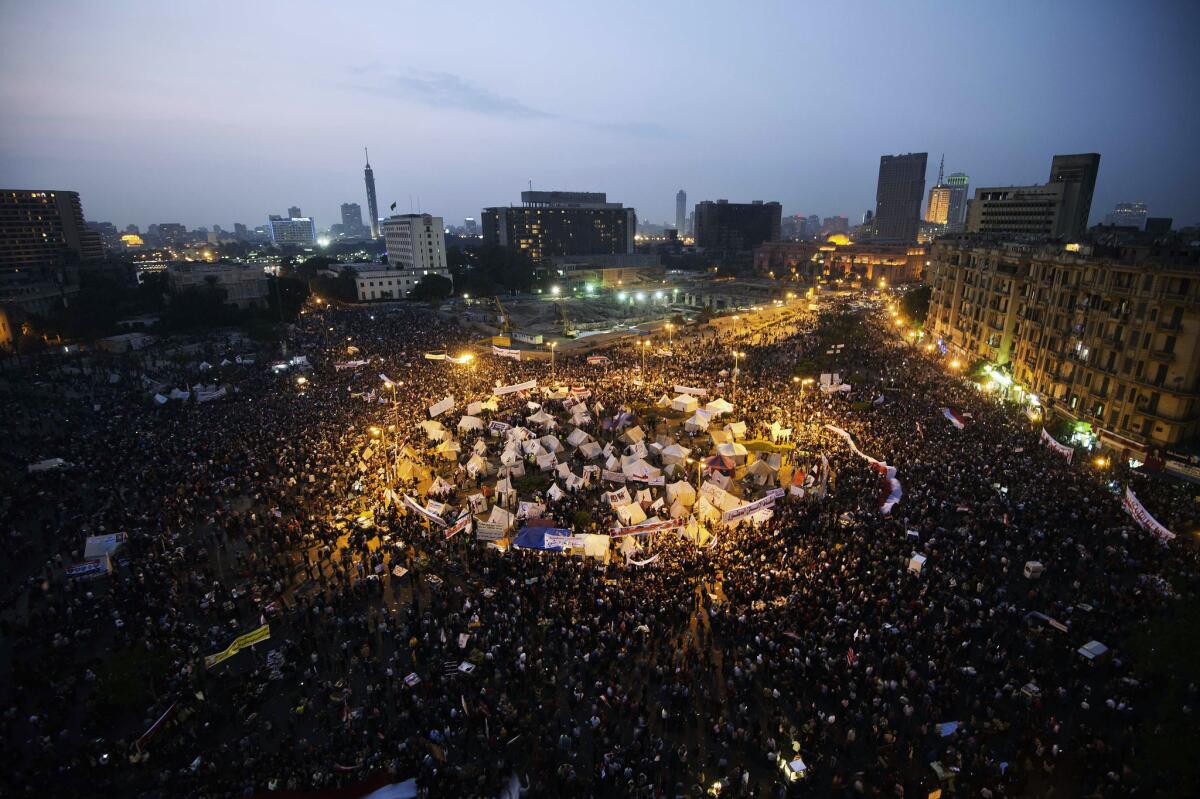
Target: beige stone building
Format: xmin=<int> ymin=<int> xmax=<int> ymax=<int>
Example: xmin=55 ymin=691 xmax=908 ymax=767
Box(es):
xmin=926 ymin=236 xmax=1200 ymax=453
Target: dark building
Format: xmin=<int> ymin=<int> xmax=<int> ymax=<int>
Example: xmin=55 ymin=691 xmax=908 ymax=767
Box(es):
xmin=1145 ymin=217 xmax=1173 ymax=238
xmin=364 ymin=148 xmax=380 ymax=239
xmin=874 ymin=152 xmax=928 ymax=242
xmin=1 ymin=189 xmax=104 ymax=276
xmin=1048 ymin=153 xmax=1101 ymax=240
xmin=482 ymin=191 xmax=636 ymax=262
xmin=692 ymin=199 xmax=782 ymax=251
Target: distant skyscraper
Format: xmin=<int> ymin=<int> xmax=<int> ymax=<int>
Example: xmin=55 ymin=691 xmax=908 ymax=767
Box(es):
xmin=268 ymin=215 xmax=316 ymax=246
xmin=925 ymin=156 xmax=952 ymax=225
xmin=946 ymin=172 xmax=970 ymax=228
xmin=287 ymin=206 xmax=302 ymax=219
xmin=483 ymin=191 xmax=636 ymax=262
xmin=874 ymin=152 xmax=927 ymax=242
xmin=0 ymin=189 xmax=104 ymax=276
xmin=1048 ymin=153 xmax=1101 ymax=240
xmin=1104 ymin=201 xmax=1148 ymax=229
xmin=463 ymin=217 xmax=478 ymax=235
xmin=380 ymin=213 xmax=447 ymax=272
xmin=675 ymin=189 xmax=686 ymax=234
xmin=364 ymin=148 xmax=380 ymax=239
xmin=693 ymin=200 xmax=782 ymax=251
xmin=341 ymin=203 xmax=364 ymax=229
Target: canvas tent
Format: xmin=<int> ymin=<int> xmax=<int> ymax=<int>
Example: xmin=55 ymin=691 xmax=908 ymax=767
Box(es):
xmin=725 ymin=421 xmax=748 ymax=440
xmin=419 ymin=420 xmax=448 ymax=441
xmin=661 ymin=443 xmax=691 ymax=465
xmin=458 ymin=415 xmax=484 ymax=432
xmin=684 ymin=411 xmax=711 ymax=433
xmin=745 ymin=458 xmax=777 ymax=485
xmin=672 ymin=394 xmax=700 ymax=413
xmin=705 ymin=398 xmax=734 ymax=416
xmin=566 ymin=428 xmax=591 ymax=448
xmin=665 ymin=480 xmax=696 ymax=506
xmin=716 ymin=441 xmax=749 ymax=464
xmin=436 ymin=439 xmax=462 ymax=460
xmin=579 ymin=441 xmax=603 ymax=460
xmin=616 ymin=502 xmax=648 ymax=526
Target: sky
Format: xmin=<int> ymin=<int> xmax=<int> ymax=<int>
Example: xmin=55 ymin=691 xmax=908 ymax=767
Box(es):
xmin=2 ymin=0 xmax=1199 ymax=232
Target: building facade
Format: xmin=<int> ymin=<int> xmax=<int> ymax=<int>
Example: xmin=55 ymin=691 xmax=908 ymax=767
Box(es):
xmin=268 ymin=216 xmax=317 ymax=246
xmin=167 ymin=262 xmax=269 ymax=309
xmin=1104 ymin=202 xmax=1148 ymax=230
xmin=1048 ymin=153 xmax=1101 ymax=241
xmin=364 ymin=149 xmax=380 ymax=239
xmin=482 ymin=191 xmax=636 ymax=262
xmin=676 ymin=190 xmax=687 ymax=235
xmin=946 ymin=173 xmax=970 ymax=228
xmin=0 ymin=189 xmax=104 ymax=276
xmin=380 ymin=214 xmax=447 ymax=272
xmin=965 ymin=183 xmax=1069 ymax=238
xmin=926 ymin=236 xmax=1200 ymax=450
xmin=347 ymin=263 xmax=450 ymax=302
xmin=874 ymin=153 xmax=928 ymax=242
xmin=693 ymin=200 xmax=782 ymax=251
xmin=754 ymin=239 xmax=925 ymax=285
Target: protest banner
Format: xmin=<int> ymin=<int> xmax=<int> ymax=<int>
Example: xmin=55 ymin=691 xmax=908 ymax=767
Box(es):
xmin=205 ymin=624 xmax=271 ymax=669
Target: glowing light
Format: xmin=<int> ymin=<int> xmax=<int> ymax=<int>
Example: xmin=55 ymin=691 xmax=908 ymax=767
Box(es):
xmin=550 ymin=285 xmax=560 ymax=296
xmin=635 ymin=292 xmax=645 ymax=302
xmin=950 ymin=359 xmax=961 ymax=369
xmin=617 ymin=291 xmax=627 ymax=301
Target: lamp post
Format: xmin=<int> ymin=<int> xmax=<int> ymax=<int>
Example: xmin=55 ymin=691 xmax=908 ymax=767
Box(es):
xmin=548 ymin=340 xmax=557 ymax=374
xmin=732 ymin=350 xmax=745 ymax=400
xmin=665 ymin=322 xmax=674 ymax=345
xmin=641 ymin=340 xmax=649 ymax=372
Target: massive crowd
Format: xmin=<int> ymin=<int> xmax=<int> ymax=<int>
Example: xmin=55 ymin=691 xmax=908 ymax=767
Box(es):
xmin=1 ymin=291 xmax=1199 ymax=798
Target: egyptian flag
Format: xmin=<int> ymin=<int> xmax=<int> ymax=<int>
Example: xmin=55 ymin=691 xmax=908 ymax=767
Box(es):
xmin=942 ymin=407 xmax=966 ymax=429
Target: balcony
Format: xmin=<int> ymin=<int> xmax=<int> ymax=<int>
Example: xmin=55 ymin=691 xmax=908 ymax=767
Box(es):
xmin=1149 ymin=349 xmax=1176 ymax=362
xmin=1157 ymin=319 xmax=1184 ymax=332
xmin=1137 ymin=405 xmax=1199 ymax=424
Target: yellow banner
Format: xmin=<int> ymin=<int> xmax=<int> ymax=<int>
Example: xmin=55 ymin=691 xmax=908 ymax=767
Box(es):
xmin=205 ymin=624 xmax=271 ymax=669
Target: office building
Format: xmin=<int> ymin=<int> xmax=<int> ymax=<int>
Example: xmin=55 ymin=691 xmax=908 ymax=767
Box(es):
xmin=0 ymin=190 xmax=105 ymax=277
xmin=822 ymin=216 xmax=849 ymax=235
xmin=341 ymin=262 xmax=450 ymax=302
xmin=676 ymin=190 xmax=687 ymax=235
xmin=166 ymin=262 xmax=269 ymax=309
xmin=287 ymin=206 xmax=302 ymax=219
xmin=874 ymin=153 xmax=928 ymax=242
xmin=693 ymin=199 xmax=782 ymax=251
xmin=1104 ymin=202 xmax=1148 ymax=230
xmin=380 ymin=213 xmax=448 ymax=273
xmin=364 ymin=148 xmax=380 ymax=239
xmin=1145 ymin=218 xmax=1173 ymax=238
xmin=341 ymin=203 xmax=364 ymax=230
xmin=926 ymin=236 xmax=1200 ymax=451
xmin=268 ymin=215 xmax=317 ymax=246
xmin=482 ymin=191 xmax=636 ymax=262
xmin=155 ymin=223 xmax=188 ymax=247
xmin=463 ymin=217 xmax=478 ymax=235
xmin=966 ymin=183 xmax=1071 ymax=238
xmin=1048 ymin=153 xmax=1101 ymax=240
xmin=946 ymin=172 xmax=970 ymax=228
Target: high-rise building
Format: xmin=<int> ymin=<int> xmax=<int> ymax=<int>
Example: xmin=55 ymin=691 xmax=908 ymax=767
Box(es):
xmin=463 ymin=217 xmax=478 ymax=235
xmin=233 ymin=223 xmax=248 ymax=239
xmin=926 ymin=236 xmax=1200 ymax=450
xmin=946 ymin=172 xmax=970 ymax=227
xmin=482 ymin=191 xmax=636 ymax=262
xmin=693 ymin=200 xmax=782 ymax=251
xmin=1049 ymin=153 xmax=1101 ymax=240
xmin=965 ymin=184 xmax=1069 ymax=237
xmin=287 ymin=206 xmax=302 ymax=219
xmin=676 ymin=190 xmax=687 ymax=234
xmin=925 ymin=156 xmax=953 ymax=226
xmin=380 ymin=213 xmax=448 ymax=273
xmin=874 ymin=153 xmax=927 ymax=242
xmin=1104 ymin=202 xmax=1148 ymax=229
xmin=340 ymin=203 xmax=366 ymax=237
xmin=268 ymin=215 xmax=316 ymax=246
xmin=821 ymin=216 xmax=849 ymax=235
xmin=0 ymin=189 xmax=105 ymax=276
xmin=364 ymin=148 xmax=380 ymax=239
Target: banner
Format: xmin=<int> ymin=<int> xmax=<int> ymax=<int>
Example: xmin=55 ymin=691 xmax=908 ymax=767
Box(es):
xmin=444 ymin=513 xmax=473 ymax=540
xmin=673 ymin=385 xmax=708 ymax=397
xmin=1040 ymin=428 xmax=1074 ymax=463
xmin=488 ymin=420 xmax=511 ymax=433
xmin=492 ymin=345 xmax=521 ymax=361
xmin=380 ymin=373 xmax=397 ymax=387
xmin=601 ymin=469 xmax=627 ymax=483
xmin=205 ymin=623 xmax=271 ymax=669
xmin=587 ymin=356 xmax=610 ymax=365
xmin=610 ymin=517 xmax=684 ymax=537
xmin=475 ymin=521 xmax=507 ymax=541
xmin=66 ymin=558 xmax=109 ymax=579
xmin=424 ymin=351 xmax=448 ymax=360
xmin=403 ymin=494 xmax=448 ymax=527
xmin=570 ymin=387 xmax=591 ymax=399
xmin=825 ymin=424 xmax=901 ymax=515
xmin=544 ymin=533 xmax=586 ymax=550
xmin=495 ymin=379 xmax=537 ymax=396
xmin=720 ymin=493 xmax=778 ymax=524
xmin=1122 ymin=487 xmax=1176 ymax=541
xmin=334 ymin=360 xmax=368 ymax=370
xmin=428 ymin=396 xmax=454 ymax=418
xmin=195 ymin=386 xmax=227 ymax=403
xmin=134 ymin=702 xmax=177 ymax=752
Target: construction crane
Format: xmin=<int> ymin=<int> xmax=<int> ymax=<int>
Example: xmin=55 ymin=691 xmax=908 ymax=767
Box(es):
xmin=492 ymin=297 xmax=513 ymax=346
xmin=557 ymin=302 xmax=579 ymax=338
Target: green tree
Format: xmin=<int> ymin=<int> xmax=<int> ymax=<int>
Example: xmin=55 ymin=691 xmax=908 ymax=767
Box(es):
xmin=900 ymin=285 xmax=932 ymax=325
xmin=409 ymin=273 xmax=453 ymax=304
xmin=268 ymin=275 xmax=310 ymax=321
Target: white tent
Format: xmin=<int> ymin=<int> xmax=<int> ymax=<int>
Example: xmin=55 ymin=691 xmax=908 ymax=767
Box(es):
xmin=521 ymin=439 xmax=545 ymax=457
xmin=684 ymin=411 xmax=711 ymax=433
xmin=661 ymin=443 xmax=691 ymax=465
xmin=625 ymin=440 xmax=649 ymax=460
xmin=527 ymin=410 xmax=556 ymax=427
xmin=465 ymin=454 xmax=492 ymax=478
xmin=547 ymin=482 xmax=566 ymax=501
xmin=436 ymin=439 xmax=462 ymax=460
xmin=539 ymin=434 xmax=564 ymax=453
xmin=672 ymin=394 xmax=700 ymax=413
xmin=467 ymin=401 xmax=484 ymax=416
xmin=636 ymin=488 xmax=654 ymax=505
xmin=668 ymin=500 xmax=689 ymax=519
xmin=428 ymin=476 xmax=456 ymax=495
xmin=555 ymin=462 xmax=574 ymax=480
xmin=566 ymin=428 xmax=591 ymax=448
xmin=705 ymin=397 xmax=734 ymax=416
xmin=579 ymin=441 xmax=603 ymax=459
xmin=500 ymin=446 xmax=523 ymax=466
xmin=419 ymin=420 xmax=448 ymax=441
xmin=395 ymin=460 xmax=427 ymax=483
xmin=481 ymin=397 xmax=500 ymax=412
xmin=716 ymin=441 xmax=749 ymax=464
xmin=725 ymin=421 xmax=748 ymax=440
xmin=458 ymin=415 xmax=484 ymax=432
xmin=499 ymin=461 xmax=525 ymax=477
xmin=621 ymin=425 xmax=646 ymax=444
xmin=709 ymin=429 xmax=733 ymax=445
xmin=745 ymin=458 xmax=777 ymax=485
xmin=472 ymin=439 xmax=489 ymax=456
xmin=621 ymin=457 xmax=661 ymax=481
xmin=656 ymin=393 xmax=674 ymax=408
xmin=616 ymin=502 xmax=648 ymax=526
xmin=536 ymin=452 xmax=558 ymax=471
xmin=487 ymin=505 xmax=515 ymax=529
xmin=507 ymin=426 xmax=534 ymax=442
xmin=666 ymin=480 xmax=697 ymax=506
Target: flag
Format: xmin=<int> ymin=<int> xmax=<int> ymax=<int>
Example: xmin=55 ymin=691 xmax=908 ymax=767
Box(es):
xmin=390 ymin=201 xmax=397 ymax=211
xmin=941 ymin=407 xmax=966 ymax=429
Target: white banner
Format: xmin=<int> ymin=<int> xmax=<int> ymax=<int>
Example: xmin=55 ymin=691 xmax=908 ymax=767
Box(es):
xmin=609 ymin=518 xmax=684 ymax=537
xmin=544 ymin=533 xmax=586 ymax=550
xmin=428 ymin=395 xmax=454 ymax=418
xmin=403 ymin=493 xmax=448 ymax=527
xmin=492 ymin=345 xmax=521 ymax=361
xmin=720 ymin=493 xmax=778 ymax=524
xmin=475 ymin=521 xmax=507 ymax=540
xmin=335 ymin=360 xmax=368 ymax=370
xmin=488 ymin=420 xmax=511 ymax=433
xmin=673 ymin=385 xmax=708 ymax=397
xmin=1122 ymin=487 xmax=1176 ymax=541
xmin=1040 ymin=428 xmax=1074 ymax=463
xmin=495 ymin=379 xmax=537 ymax=396
xmin=424 ymin=352 xmax=448 ymax=360
xmin=196 ymin=386 xmax=227 ymax=403
xmin=601 ymin=470 xmax=627 ymax=483
xmin=444 ymin=513 xmax=473 ymax=540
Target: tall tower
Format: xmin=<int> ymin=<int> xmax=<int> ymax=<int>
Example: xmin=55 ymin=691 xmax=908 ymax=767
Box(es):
xmin=874 ymin=152 xmax=927 ymax=242
xmin=675 ymin=189 xmax=686 ymax=235
xmin=364 ymin=147 xmax=380 ymax=239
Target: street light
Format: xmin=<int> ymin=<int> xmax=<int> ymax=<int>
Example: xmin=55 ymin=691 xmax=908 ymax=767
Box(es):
xmin=665 ymin=322 xmax=674 ymax=344
xmin=548 ymin=340 xmax=557 ymax=373
xmin=732 ymin=350 xmax=746 ymax=400
xmin=641 ymin=339 xmax=650 ymax=372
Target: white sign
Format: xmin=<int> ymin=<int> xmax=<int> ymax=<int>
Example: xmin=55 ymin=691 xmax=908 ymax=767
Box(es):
xmin=495 ymin=379 xmax=537 ymax=396
xmin=673 ymin=385 xmax=708 ymax=397
xmin=428 ymin=395 xmax=455 ymax=418
xmin=1122 ymin=487 xmax=1176 ymax=541
xmin=492 ymin=345 xmax=521 ymax=361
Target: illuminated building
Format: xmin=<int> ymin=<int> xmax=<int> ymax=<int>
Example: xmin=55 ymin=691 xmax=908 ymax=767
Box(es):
xmin=874 ymin=152 xmax=927 ymax=242
xmin=693 ymin=199 xmax=782 ymax=251
xmin=754 ymin=238 xmax=925 ymax=284
xmin=380 ymin=214 xmax=448 ymax=273
xmin=1104 ymin=202 xmax=1148 ymax=230
xmin=482 ymin=191 xmax=636 ymax=263
xmin=926 ymin=236 xmax=1200 ymax=451
xmin=268 ymin=215 xmax=316 ymax=246
xmin=0 ymin=189 xmax=104 ymax=275
xmin=925 ymin=156 xmax=952 ymax=225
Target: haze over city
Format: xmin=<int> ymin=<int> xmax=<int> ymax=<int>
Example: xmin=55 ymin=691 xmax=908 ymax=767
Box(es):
xmin=3 ymin=0 xmax=1199 ymax=230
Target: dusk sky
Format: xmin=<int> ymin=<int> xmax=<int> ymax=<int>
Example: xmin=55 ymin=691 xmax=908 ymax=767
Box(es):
xmin=2 ymin=0 xmax=1198 ymax=232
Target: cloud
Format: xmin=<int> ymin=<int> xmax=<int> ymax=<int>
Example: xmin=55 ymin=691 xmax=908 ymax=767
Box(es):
xmin=362 ymin=69 xmax=555 ymax=120
xmin=353 ymin=68 xmax=677 ymax=139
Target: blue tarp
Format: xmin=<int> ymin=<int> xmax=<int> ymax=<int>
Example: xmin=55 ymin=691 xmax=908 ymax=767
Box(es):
xmin=512 ymin=526 xmax=572 ymax=550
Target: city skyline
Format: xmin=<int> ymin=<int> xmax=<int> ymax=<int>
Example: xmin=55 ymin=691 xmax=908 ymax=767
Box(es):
xmin=2 ymin=1 xmax=1198 ymax=230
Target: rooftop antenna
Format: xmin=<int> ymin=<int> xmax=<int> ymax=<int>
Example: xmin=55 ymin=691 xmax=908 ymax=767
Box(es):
xmin=364 ymin=146 xmax=370 ymax=167
xmin=937 ymin=154 xmax=944 ymax=186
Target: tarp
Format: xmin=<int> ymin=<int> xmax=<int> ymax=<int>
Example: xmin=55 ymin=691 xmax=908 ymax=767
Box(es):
xmin=84 ymin=533 xmax=127 ymax=559
xmin=28 ymin=458 xmax=67 ymax=473
xmin=512 ymin=526 xmax=575 ymax=550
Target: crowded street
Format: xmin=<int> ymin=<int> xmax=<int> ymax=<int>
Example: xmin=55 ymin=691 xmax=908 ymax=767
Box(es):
xmin=2 ymin=293 xmax=1199 ymax=798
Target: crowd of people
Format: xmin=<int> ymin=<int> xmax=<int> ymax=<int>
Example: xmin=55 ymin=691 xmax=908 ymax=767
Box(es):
xmin=1 ymin=290 xmax=1199 ymax=798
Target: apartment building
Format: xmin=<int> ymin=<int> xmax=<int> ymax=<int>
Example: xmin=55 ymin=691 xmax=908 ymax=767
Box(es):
xmin=926 ymin=236 xmax=1200 ymax=452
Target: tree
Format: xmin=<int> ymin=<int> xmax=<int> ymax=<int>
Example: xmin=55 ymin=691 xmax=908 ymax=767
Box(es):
xmin=900 ymin=285 xmax=932 ymax=325
xmin=408 ymin=273 xmax=453 ymax=303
